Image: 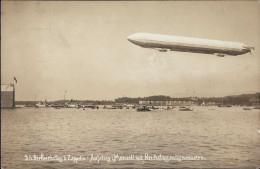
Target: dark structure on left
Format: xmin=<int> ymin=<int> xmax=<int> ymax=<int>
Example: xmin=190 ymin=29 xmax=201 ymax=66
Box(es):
xmin=1 ymin=84 xmax=15 ymax=108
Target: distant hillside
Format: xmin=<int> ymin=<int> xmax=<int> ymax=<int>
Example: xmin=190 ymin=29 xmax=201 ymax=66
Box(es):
xmin=16 ymin=93 xmax=260 ymax=106
xmin=115 ymin=93 xmax=260 ymax=106
xmin=16 ymin=99 xmax=114 ymax=105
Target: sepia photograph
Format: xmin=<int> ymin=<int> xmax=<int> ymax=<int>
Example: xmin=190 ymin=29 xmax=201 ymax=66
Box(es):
xmin=1 ymin=0 xmax=260 ymax=168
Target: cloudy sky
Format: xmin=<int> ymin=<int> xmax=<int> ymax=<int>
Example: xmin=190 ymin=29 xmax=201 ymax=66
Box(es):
xmin=1 ymin=1 xmax=260 ymax=101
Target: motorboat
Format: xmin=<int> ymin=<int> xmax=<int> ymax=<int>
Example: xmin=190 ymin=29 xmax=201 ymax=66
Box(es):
xmin=137 ymin=106 xmax=151 ymax=112
xmin=179 ymin=106 xmax=193 ymax=111
xmin=35 ymin=102 xmax=46 ymax=108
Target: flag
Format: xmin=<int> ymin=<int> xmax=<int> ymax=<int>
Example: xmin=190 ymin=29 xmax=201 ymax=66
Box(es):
xmin=14 ymin=77 xmax=17 ymax=83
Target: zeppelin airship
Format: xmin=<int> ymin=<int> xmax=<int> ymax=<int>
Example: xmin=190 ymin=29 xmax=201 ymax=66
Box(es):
xmin=127 ymin=33 xmax=254 ymax=57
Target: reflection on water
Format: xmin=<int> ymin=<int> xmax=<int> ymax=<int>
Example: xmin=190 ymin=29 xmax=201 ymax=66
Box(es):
xmin=1 ymin=107 xmax=260 ymax=168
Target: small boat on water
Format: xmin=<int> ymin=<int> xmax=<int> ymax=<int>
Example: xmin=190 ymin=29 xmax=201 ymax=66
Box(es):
xmin=157 ymin=107 xmax=165 ymax=110
xmin=35 ymin=102 xmax=47 ymax=108
xmin=84 ymin=105 xmax=95 ymax=109
xmin=150 ymin=106 xmax=166 ymax=110
xmin=165 ymin=106 xmax=173 ymax=110
xmin=51 ymin=104 xmax=63 ymax=109
xmin=179 ymin=106 xmax=193 ymax=111
xmin=218 ymin=105 xmax=232 ymax=107
xmin=218 ymin=98 xmax=232 ymax=107
xmin=137 ymin=106 xmax=151 ymax=112
xmin=107 ymin=107 xmax=117 ymax=109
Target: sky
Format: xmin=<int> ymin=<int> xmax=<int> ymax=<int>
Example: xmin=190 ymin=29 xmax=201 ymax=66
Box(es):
xmin=1 ymin=1 xmax=260 ymax=101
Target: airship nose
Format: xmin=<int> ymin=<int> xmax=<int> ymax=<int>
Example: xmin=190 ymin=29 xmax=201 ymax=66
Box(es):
xmin=127 ymin=33 xmax=145 ymax=45
xmin=127 ymin=34 xmax=135 ymax=42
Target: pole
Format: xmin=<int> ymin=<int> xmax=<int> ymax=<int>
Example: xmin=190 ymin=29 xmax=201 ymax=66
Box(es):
xmin=13 ymin=83 xmax=15 ymax=108
xmin=64 ymin=91 xmax=67 ymax=100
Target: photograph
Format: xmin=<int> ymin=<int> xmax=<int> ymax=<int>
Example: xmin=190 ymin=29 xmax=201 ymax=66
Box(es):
xmin=1 ymin=1 xmax=260 ymax=168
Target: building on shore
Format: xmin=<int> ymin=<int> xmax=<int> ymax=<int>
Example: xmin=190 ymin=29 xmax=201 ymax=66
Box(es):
xmin=1 ymin=84 xmax=15 ymax=108
xmin=139 ymin=99 xmax=197 ymax=106
xmin=249 ymin=93 xmax=260 ymax=106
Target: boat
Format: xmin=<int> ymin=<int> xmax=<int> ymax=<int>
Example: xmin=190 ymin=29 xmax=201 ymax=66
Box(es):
xmin=218 ymin=105 xmax=232 ymax=107
xmin=165 ymin=106 xmax=173 ymax=110
xmin=218 ymin=98 xmax=232 ymax=107
xmin=112 ymin=105 xmax=123 ymax=109
xmin=66 ymin=104 xmax=77 ymax=108
xmin=84 ymin=105 xmax=95 ymax=109
xmin=107 ymin=107 xmax=117 ymax=109
xmin=150 ymin=106 xmax=164 ymax=110
xmin=76 ymin=104 xmax=82 ymax=109
xmin=123 ymin=104 xmax=135 ymax=109
xmin=35 ymin=102 xmax=46 ymax=108
xmin=137 ymin=106 xmax=151 ymax=112
xmin=51 ymin=104 xmax=63 ymax=109
xmin=25 ymin=105 xmax=36 ymax=108
xmin=179 ymin=106 xmax=193 ymax=111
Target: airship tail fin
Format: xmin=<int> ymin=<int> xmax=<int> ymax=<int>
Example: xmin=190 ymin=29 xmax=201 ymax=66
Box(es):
xmin=243 ymin=46 xmax=254 ymax=54
xmin=249 ymin=47 xmax=254 ymax=54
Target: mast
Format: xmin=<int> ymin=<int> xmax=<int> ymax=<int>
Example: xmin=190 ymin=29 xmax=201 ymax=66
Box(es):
xmin=12 ymin=83 xmax=15 ymax=108
xmin=13 ymin=77 xmax=17 ymax=108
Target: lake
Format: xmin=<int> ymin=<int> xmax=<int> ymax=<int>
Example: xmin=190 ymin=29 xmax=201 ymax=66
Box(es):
xmin=1 ymin=106 xmax=260 ymax=168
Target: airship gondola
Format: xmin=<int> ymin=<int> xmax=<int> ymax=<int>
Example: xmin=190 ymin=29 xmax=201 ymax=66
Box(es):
xmin=127 ymin=33 xmax=254 ymax=57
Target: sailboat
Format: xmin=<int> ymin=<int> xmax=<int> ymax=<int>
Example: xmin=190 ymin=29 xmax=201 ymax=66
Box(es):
xmin=218 ymin=98 xmax=232 ymax=107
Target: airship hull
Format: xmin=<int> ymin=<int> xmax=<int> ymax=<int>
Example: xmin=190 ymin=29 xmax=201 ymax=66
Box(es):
xmin=127 ymin=33 xmax=252 ymax=56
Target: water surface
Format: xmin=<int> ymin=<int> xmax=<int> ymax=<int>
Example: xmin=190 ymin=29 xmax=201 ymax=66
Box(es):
xmin=1 ymin=107 xmax=260 ymax=168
